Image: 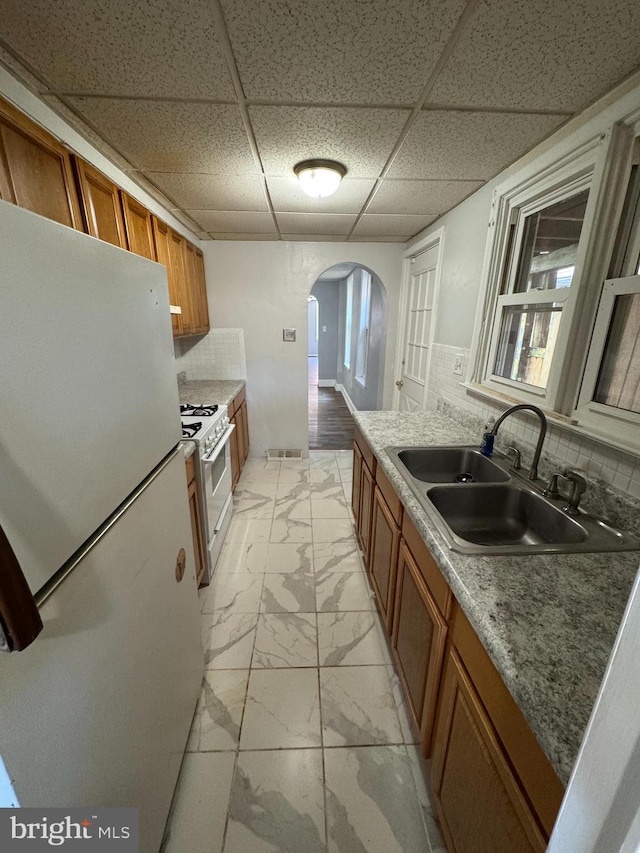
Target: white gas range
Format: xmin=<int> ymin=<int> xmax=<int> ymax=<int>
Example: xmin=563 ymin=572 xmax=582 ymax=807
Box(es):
xmin=180 ymin=403 xmax=235 ymax=584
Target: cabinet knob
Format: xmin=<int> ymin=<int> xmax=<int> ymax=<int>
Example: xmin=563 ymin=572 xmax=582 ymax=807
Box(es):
xmin=396 ymin=380 xmax=404 ymax=388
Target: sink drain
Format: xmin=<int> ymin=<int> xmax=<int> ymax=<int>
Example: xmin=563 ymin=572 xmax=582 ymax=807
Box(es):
xmin=456 ymin=472 xmax=475 ymax=483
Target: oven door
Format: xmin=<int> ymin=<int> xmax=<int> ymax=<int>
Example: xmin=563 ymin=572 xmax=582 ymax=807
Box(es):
xmin=201 ymin=424 xmax=234 ymax=543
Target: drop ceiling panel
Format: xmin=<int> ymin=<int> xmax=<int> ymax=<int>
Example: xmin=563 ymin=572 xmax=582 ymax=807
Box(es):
xmin=250 ymin=106 xmax=410 ymax=179
xmin=369 ymin=179 xmax=484 ymax=214
xmin=147 ymin=172 xmax=268 ymax=211
xmin=209 ymin=232 xmax=280 ymax=241
xmin=276 ymin=213 xmax=357 ymax=236
xmin=186 ymin=210 xmax=275 ymax=234
xmin=0 ymin=0 xmax=235 ymax=99
xmin=429 ymin=0 xmax=640 ymax=113
xmin=67 ymin=99 xmax=256 ymax=173
xmin=220 ymin=0 xmax=466 ymax=105
xmin=387 ymin=110 xmax=569 ymax=180
xmin=266 ymin=176 xmax=376 ymax=214
xmin=281 ymin=235 xmax=346 ymax=242
xmin=352 ymin=214 xmax=438 ymax=239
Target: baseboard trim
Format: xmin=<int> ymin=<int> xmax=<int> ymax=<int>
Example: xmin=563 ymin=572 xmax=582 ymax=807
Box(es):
xmin=317 ymin=379 xmax=336 ymax=388
xmin=336 ymin=384 xmax=357 ymax=415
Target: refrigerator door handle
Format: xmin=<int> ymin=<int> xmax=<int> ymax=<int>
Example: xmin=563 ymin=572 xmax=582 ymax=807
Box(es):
xmin=0 ymin=524 xmax=44 ymax=652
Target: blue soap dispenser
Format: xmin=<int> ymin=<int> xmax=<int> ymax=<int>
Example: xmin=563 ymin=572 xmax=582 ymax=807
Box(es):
xmin=480 ymin=425 xmax=494 ymax=457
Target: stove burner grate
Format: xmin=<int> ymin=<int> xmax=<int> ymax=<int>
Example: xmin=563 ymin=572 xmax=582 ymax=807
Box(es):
xmin=180 ymin=403 xmax=219 ymax=417
xmin=182 ymin=421 xmax=202 ymax=439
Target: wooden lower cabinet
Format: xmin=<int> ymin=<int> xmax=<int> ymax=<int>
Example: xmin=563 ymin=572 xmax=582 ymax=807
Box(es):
xmin=229 ymin=387 xmax=249 ymax=491
xmin=351 ymin=442 xmax=363 ymax=524
xmin=392 ymin=539 xmax=448 ymax=750
xmin=358 ymin=462 xmax=374 ymax=564
xmin=432 ymin=648 xmax=546 ymax=853
xmin=185 ymin=455 xmax=206 ymax=587
xmin=369 ymin=484 xmax=401 ymax=634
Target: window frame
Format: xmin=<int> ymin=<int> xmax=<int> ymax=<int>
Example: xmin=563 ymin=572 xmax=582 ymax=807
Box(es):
xmin=469 ymin=121 xmax=638 ymax=450
xmin=574 ymin=275 xmax=640 ymax=446
xmin=355 ymin=270 xmax=372 ymax=387
xmin=481 ymin=169 xmax=595 ymax=410
xmin=343 ymin=272 xmax=354 ymax=370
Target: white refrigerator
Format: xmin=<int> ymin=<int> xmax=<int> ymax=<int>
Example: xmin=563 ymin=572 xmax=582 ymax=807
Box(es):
xmin=0 ymin=202 xmax=203 ymax=852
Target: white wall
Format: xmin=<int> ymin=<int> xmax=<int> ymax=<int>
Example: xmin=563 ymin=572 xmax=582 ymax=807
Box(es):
xmin=310 ymin=280 xmax=340 ymax=383
xmin=202 ymin=241 xmax=403 ymax=457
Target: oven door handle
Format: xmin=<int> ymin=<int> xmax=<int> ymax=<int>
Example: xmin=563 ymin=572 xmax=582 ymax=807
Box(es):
xmin=202 ymin=423 xmax=235 ymax=464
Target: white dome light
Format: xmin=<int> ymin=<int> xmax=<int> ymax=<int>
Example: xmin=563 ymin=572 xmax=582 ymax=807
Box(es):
xmin=294 ymin=159 xmax=347 ymax=198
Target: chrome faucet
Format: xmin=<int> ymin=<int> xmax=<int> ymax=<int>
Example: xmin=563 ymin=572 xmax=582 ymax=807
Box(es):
xmin=489 ymin=404 xmax=547 ymax=481
xmin=542 ymin=468 xmax=588 ymax=515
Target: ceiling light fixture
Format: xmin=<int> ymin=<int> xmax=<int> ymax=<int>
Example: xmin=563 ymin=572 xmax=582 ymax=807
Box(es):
xmin=294 ymin=159 xmax=346 ymax=198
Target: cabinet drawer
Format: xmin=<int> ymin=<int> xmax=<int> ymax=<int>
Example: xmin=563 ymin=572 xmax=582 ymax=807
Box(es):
xmin=375 ymin=464 xmax=403 ymax=525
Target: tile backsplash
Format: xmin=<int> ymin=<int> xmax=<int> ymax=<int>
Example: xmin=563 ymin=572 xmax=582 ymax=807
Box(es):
xmin=426 ymin=343 xmax=640 ymax=527
xmin=174 ymin=328 xmax=246 ymax=380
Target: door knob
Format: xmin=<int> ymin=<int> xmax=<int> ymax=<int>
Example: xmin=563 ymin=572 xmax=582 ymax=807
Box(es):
xmin=396 ymin=380 xmax=404 ymax=388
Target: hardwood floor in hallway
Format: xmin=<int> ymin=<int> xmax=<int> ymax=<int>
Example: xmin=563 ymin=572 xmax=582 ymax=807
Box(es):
xmin=308 ymin=356 xmax=355 ymax=451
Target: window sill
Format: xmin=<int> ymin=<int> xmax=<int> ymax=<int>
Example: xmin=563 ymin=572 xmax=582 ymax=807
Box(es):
xmin=355 ymin=376 xmax=366 ymax=389
xmin=462 ymin=381 xmax=640 ymax=460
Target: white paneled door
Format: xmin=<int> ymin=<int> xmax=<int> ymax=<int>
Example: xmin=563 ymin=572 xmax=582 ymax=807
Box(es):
xmin=397 ymin=244 xmax=439 ymax=411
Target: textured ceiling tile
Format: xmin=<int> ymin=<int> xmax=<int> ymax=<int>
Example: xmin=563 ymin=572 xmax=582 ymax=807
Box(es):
xmin=352 ymin=213 xmax=438 ymax=239
xmin=208 ymin=232 xmax=280 ymax=241
xmin=221 ymin=0 xmax=466 ymax=105
xmin=0 ymin=0 xmax=235 ymax=99
xmin=281 ymin=235 xmax=346 ymax=242
xmin=186 ymin=210 xmax=275 ymax=233
xmin=348 ymin=235 xmax=406 ymax=243
xmin=368 ymin=179 xmax=484 ymax=215
xmin=39 ymin=95 xmax=133 ymax=169
xmin=67 ymin=99 xmax=255 ymax=173
xmin=275 ymin=213 xmax=357 ymax=236
xmin=147 ymin=172 xmax=268 ymax=211
xmin=0 ymin=45 xmax=49 ymax=92
xmin=387 ymin=110 xmax=569 ymax=180
xmin=266 ymin=176 xmax=376 ymax=214
xmin=250 ymin=106 xmax=409 ymax=179
xmin=429 ymin=0 xmax=640 ymax=112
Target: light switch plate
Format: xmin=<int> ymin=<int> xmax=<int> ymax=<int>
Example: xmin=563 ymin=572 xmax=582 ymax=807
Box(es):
xmin=453 ymin=355 xmax=464 ymax=375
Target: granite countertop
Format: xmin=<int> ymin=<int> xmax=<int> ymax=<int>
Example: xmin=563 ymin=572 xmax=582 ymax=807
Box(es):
xmin=178 ymin=379 xmax=245 ymax=410
xmin=354 ymin=410 xmax=640 ymax=785
xmin=179 ymin=440 xmax=196 ymax=461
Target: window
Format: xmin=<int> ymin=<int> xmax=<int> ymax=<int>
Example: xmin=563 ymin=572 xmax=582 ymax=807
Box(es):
xmin=343 ymin=273 xmax=353 ymax=369
xmin=472 ymin=123 xmax=640 ymax=452
xmin=486 ymin=187 xmax=590 ymax=399
xmin=355 ymin=270 xmax=371 ymax=386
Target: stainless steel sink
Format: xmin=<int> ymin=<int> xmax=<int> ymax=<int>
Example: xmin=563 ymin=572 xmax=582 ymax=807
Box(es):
xmin=385 ymin=445 xmax=640 ymax=556
xmin=395 ymin=446 xmax=509 ymax=484
xmin=427 ymin=484 xmax=587 ymax=548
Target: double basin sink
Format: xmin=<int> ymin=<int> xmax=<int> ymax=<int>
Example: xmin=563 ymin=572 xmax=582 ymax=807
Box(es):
xmin=385 ymin=445 xmax=640 ymax=556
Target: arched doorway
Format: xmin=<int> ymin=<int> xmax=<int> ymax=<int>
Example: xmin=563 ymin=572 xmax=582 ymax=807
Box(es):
xmin=308 ymin=263 xmax=388 ymax=449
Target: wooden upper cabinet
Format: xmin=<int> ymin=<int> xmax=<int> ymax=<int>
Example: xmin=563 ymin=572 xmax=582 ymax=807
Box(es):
xmin=0 ymin=98 xmax=82 ymax=230
xmin=181 ymin=240 xmax=199 ymax=335
xmin=73 ymin=157 xmax=127 ymax=248
xmin=120 ymin=191 xmax=155 ymax=260
xmin=152 ymin=216 xmax=183 ymax=336
xmin=194 ymin=249 xmax=210 ymax=333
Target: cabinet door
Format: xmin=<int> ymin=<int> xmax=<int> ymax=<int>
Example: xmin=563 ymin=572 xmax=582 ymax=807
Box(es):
xmin=152 ymin=216 xmax=183 ymax=336
xmin=181 ymin=240 xmax=199 ymax=335
xmin=0 ymin=99 xmax=82 ymax=229
xmin=392 ymin=540 xmax=447 ymax=751
xmin=239 ymin=400 xmax=249 ymax=463
xmin=351 ymin=444 xmax=363 ymax=525
xmin=194 ymin=248 xmax=210 ymax=334
xmin=358 ymin=462 xmax=374 ymax=566
xmin=431 ymin=648 xmax=546 ymax=853
xmin=73 ymin=158 xmax=127 ymax=248
xmin=121 ymin=191 xmax=155 ymax=260
xmin=369 ymin=486 xmax=400 ymax=635
xmin=230 ymin=414 xmax=240 ymax=490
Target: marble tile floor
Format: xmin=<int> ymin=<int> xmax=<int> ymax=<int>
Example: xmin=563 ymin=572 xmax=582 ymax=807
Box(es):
xmin=161 ymin=451 xmax=447 ymax=853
